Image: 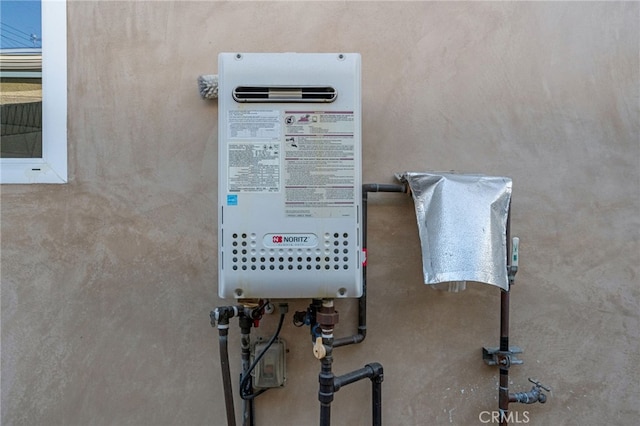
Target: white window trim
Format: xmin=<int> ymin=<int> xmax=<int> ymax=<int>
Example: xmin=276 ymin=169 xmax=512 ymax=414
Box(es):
xmin=1 ymin=0 xmax=67 ymax=184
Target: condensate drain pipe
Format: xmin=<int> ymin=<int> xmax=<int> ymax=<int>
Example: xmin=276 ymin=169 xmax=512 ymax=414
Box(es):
xmin=211 ymin=305 xmax=242 ymax=426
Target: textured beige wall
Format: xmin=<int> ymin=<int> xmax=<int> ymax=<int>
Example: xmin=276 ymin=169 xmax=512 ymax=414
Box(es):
xmin=1 ymin=1 xmax=638 ymax=425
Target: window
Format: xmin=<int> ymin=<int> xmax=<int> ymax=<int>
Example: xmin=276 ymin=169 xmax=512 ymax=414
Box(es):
xmin=1 ymin=0 xmax=67 ymax=184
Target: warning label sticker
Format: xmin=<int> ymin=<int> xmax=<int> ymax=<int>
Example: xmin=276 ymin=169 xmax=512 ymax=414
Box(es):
xmin=283 ymin=111 xmax=356 ymax=218
xmin=228 ymin=110 xmax=280 ymax=140
xmin=227 ymin=110 xmax=281 ymax=193
xmin=228 ymin=142 xmax=280 ymax=193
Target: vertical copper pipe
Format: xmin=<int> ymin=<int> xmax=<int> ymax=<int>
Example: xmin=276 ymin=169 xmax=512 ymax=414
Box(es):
xmin=499 ymin=202 xmax=512 ymax=426
xmin=499 ymin=289 xmax=510 ymax=426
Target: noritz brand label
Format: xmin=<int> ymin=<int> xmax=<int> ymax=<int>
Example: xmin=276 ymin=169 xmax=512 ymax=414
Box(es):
xmin=264 ymin=233 xmax=318 ymax=248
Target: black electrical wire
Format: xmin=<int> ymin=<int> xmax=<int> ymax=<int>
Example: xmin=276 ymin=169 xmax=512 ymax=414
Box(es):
xmin=1 ymin=33 xmax=28 ymax=48
xmin=240 ymin=311 xmax=285 ymax=400
xmin=1 ymin=22 xmax=35 ymax=38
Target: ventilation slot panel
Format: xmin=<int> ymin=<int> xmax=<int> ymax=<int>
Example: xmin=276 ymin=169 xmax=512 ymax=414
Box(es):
xmin=228 ymin=232 xmax=353 ymax=272
xmin=233 ymin=86 xmax=337 ymax=103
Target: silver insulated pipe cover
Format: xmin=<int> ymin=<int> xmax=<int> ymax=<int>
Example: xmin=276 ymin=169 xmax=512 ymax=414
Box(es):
xmin=397 ymin=172 xmax=512 ymax=291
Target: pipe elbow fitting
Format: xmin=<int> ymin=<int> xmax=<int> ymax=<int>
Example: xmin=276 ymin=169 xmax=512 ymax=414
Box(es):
xmin=366 ymin=362 xmax=384 ymax=383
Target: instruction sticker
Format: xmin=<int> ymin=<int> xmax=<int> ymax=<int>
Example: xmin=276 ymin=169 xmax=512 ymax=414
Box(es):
xmin=228 ymin=110 xmax=280 ymax=140
xmin=228 ymin=142 xmax=280 ymax=193
xmin=283 ymin=111 xmax=356 ymax=218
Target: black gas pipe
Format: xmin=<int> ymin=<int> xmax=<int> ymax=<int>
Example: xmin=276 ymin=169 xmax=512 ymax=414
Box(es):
xmin=315 ymin=299 xmax=385 ymax=426
xmin=333 ymin=183 xmax=408 ymax=348
xmin=314 ymin=183 xmax=407 ymax=426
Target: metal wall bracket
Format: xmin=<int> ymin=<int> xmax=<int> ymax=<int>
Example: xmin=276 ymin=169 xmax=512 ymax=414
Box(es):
xmin=482 ymin=346 xmax=524 ymax=368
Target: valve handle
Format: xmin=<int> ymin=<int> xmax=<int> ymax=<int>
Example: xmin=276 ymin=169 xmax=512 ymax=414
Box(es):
xmin=528 ymin=377 xmax=551 ymax=392
xmin=313 ymin=336 xmax=326 ymax=359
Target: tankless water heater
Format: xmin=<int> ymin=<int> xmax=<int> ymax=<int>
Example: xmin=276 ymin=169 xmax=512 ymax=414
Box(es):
xmin=218 ymin=53 xmax=362 ymax=299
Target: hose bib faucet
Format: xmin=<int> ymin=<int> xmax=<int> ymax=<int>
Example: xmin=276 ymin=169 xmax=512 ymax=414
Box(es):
xmin=510 ymin=378 xmax=550 ymax=404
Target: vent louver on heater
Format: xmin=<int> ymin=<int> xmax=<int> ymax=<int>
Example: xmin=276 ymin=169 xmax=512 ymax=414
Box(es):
xmin=233 ymin=86 xmax=337 ymax=103
xmin=227 ymin=232 xmax=354 ymax=272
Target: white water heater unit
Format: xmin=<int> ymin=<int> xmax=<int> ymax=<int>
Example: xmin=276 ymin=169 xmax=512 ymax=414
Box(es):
xmin=218 ymin=53 xmax=362 ymax=299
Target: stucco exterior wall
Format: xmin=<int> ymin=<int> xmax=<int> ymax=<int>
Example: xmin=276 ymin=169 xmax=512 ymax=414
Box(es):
xmin=1 ymin=1 xmax=638 ymax=425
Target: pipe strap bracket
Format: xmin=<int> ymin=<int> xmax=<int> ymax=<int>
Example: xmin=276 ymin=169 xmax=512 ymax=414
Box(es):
xmin=482 ymin=346 xmax=524 ymax=369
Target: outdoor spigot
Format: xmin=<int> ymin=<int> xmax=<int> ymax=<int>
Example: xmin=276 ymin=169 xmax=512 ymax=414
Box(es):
xmin=510 ymin=378 xmax=550 ymax=404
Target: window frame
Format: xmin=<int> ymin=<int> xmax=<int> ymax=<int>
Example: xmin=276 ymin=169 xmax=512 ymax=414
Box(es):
xmin=1 ymin=0 xmax=67 ymax=184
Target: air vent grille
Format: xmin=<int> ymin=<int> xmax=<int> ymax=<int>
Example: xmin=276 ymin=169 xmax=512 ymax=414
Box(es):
xmin=229 ymin=232 xmax=353 ymax=271
xmin=233 ymin=86 xmax=337 ymax=103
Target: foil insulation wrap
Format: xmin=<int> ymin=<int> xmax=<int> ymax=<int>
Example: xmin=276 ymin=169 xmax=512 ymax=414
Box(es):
xmin=397 ymin=172 xmax=512 ymax=291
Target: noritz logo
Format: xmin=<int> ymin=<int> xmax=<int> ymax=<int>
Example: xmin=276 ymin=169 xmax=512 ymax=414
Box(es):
xmin=264 ymin=233 xmax=318 ymax=248
xmin=283 ymin=236 xmax=308 ymax=243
